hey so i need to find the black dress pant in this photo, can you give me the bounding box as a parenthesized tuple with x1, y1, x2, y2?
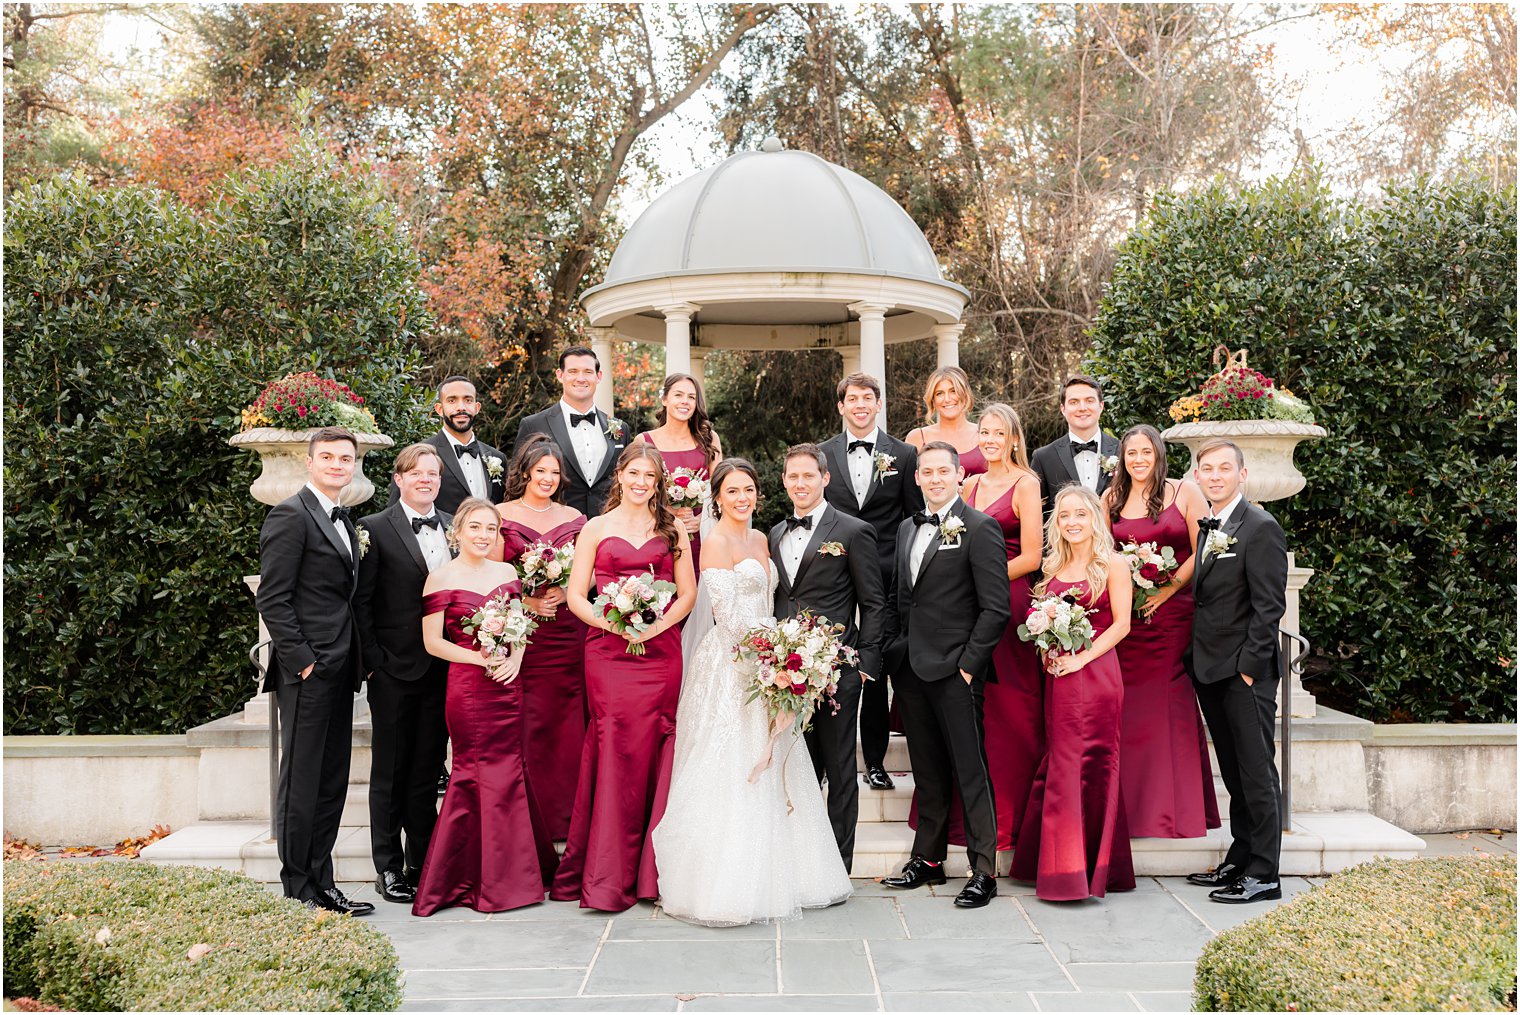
(859, 563, 896, 768)
(804, 666, 863, 873)
(895, 663, 998, 876)
(274, 667, 354, 902)
(1195, 674, 1281, 880)
(367, 665, 448, 876)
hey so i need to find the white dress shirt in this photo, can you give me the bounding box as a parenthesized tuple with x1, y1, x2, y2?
(908, 498, 959, 586)
(1210, 492, 1245, 528)
(1068, 430, 1101, 492)
(845, 426, 881, 507)
(781, 500, 830, 585)
(402, 501, 450, 573)
(443, 430, 489, 500)
(560, 400, 605, 482)
(305, 483, 351, 556)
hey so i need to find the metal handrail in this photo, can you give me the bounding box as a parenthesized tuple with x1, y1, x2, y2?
(249, 638, 277, 828)
(1279, 628, 1310, 831)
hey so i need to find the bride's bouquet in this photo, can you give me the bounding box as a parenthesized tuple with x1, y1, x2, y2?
(517, 539, 575, 596)
(1017, 591, 1096, 666)
(592, 568, 678, 655)
(665, 467, 710, 512)
(461, 594, 539, 683)
(735, 612, 858, 729)
(1116, 539, 1180, 615)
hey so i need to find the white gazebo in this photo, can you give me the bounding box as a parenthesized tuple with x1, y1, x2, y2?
(580, 138, 968, 426)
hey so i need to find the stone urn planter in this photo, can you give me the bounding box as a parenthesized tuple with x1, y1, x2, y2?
(228, 427, 395, 507)
(1161, 419, 1327, 504)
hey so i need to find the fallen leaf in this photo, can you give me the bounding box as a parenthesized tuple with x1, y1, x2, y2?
(675, 995, 697, 1002)
(95, 926, 112, 944)
(187, 943, 212, 962)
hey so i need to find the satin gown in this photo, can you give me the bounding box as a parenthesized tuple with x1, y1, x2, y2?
(500, 517, 589, 841)
(1112, 503, 1220, 838)
(550, 536, 683, 912)
(1011, 578, 1136, 901)
(958, 444, 988, 479)
(412, 581, 557, 916)
(638, 433, 707, 574)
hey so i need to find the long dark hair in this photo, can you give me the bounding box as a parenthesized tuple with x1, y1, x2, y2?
(503, 433, 568, 505)
(1106, 424, 1168, 524)
(707, 457, 761, 519)
(601, 442, 683, 560)
(656, 372, 719, 469)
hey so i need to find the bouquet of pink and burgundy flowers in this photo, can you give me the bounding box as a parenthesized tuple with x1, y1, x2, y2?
(592, 568, 678, 655)
(1117, 540, 1181, 615)
(517, 540, 575, 596)
(460, 594, 539, 682)
(1017, 591, 1096, 665)
(735, 612, 857, 729)
(665, 467, 710, 511)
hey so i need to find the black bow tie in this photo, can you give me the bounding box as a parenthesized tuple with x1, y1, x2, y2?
(455, 442, 480, 459)
(411, 514, 441, 533)
(330, 506, 350, 523)
(848, 439, 874, 455)
(1070, 439, 1098, 455)
(785, 514, 813, 532)
(912, 510, 939, 527)
(1198, 516, 1222, 533)
(569, 411, 598, 428)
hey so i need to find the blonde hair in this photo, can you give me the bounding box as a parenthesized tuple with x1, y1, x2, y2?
(1034, 485, 1113, 605)
(922, 366, 973, 424)
(976, 401, 1030, 471)
(446, 497, 501, 551)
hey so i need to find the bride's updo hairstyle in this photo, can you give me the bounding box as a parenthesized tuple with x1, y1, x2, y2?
(602, 442, 684, 560)
(707, 457, 760, 520)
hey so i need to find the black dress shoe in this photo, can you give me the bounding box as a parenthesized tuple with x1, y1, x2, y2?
(954, 872, 998, 909)
(1186, 862, 1243, 887)
(437, 769, 450, 795)
(323, 887, 376, 916)
(864, 765, 895, 790)
(376, 870, 415, 903)
(880, 856, 947, 889)
(1209, 877, 1281, 904)
(404, 867, 423, 889)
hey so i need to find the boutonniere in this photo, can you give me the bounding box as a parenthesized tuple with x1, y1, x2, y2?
(938, 515, 966, 547)
(356, 526, 372, 559)
(1100, 455, 1120, 476)
(818, 541, 846, 557)
(1203, 530, 1237, 560)
(605, 418, 626, 442)
(484, 456, 504, 480)
(873, 451, 897, 478)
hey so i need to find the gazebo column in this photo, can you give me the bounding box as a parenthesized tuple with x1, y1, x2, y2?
(933, 322, 964, 369)
(660, 302, 700, 377)
(839, 347, 861, 377)
(689, 346, 707, 388)
(588, 326, 617, 416)
(850, 301, 891, 429)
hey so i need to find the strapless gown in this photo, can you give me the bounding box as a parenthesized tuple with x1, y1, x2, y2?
(638, 433, 707, 574)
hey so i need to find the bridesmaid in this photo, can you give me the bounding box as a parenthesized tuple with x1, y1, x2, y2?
(905, 366, 986, 478)
(1011, 485, 1136, 902)
(637, 373, 721, 573)
(1104, 424, 1220, 839)
(493, 434, 588, 841)
(413, 497, 557, 915)
(550, 443, 697, 912)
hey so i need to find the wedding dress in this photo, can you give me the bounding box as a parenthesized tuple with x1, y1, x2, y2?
(653, 557, 853, 926)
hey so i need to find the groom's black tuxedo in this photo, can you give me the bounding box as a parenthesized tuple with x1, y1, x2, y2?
(256, 486, 363, 903)
(353, 501, 453, 879)
(515, 404, 628, 517)
(1029, 430, 1120, 519)
(1185, 497, 1288, 882)
(388, 431, 505, 515)
(769, 505, 886, 871)
(885, 497, 1010, 877)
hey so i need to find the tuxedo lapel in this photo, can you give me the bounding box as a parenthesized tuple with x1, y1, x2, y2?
(821, 436, 853, 506)
(590, 409, 620, 487)
(300, 488, 354, 573)
(1057, 439, 1081, 485)
(386, 505, 429, 577)
(1196, 505, 1248, 590)
(544, 409, 589, 486)
(430, 431, 473, 496)
(1096, 432, 1120, 495)
(790, 509, 836, 591)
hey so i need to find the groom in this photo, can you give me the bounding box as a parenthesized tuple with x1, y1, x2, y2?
(769, 443, 887, 873)
(880, 442, 1009, 909)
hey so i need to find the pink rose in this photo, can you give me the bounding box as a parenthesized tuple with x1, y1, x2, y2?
(481, 615, 506, 635)
(1042, 601, 1059, 618)
(773, 671, 792, 688)
(1025, 611, 1051, 636)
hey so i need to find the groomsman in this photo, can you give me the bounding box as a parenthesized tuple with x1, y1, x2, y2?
(1184, 439, 1288, 904)
(819, 372, 922, 791)
(256, 427, 373, 915)
(354, 443, 453, 904)
(1029, 375, 1120, 519)
(515, 346, 628, 516)
(770, 443, 887, 872)
(880, 442, 1009, 909)
(390, 376, 506, 513)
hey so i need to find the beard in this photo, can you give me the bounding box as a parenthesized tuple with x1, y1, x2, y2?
(441, 411, 476, 436)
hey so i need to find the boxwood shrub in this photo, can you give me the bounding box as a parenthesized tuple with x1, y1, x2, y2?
(1194, 855, 1517, 1011)
(3, 860, 402, 1011)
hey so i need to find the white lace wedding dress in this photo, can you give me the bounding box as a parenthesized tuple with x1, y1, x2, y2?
(653, 557, 853, 926)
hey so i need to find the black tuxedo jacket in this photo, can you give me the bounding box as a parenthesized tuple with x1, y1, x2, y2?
(256, 487, 362, 693)
(353, 502, 453, 682)
(769, 506, 887, 681)
(515, 405, 628, 517)
(388, 431, 505, 515)
(1030, 431, 1121, 519)
(819, 431, 924, 577)
(1187, 499, 1289, 685)
(885, 499, 1011, 682)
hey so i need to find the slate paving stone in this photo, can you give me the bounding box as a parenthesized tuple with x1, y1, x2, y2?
(385, 919, 605, 970)
(781, 939, 877, 995)
(882, 991, 1036, 1011)
(402, 996, 679, 1011)
(585, 940, 779, 995)
(1161, 877, 1317, 934)
(402, 968, 585, 1000)
(779, 896, 906, 940)
(683, 995, 879, 1011)
(608, 917, 778, 941)
(868, 940, 1070, 993)
(1133, 991, 1196, 1011)
(1033, 990, 1139, 1010)
(1064, 962, 1195, 991)
(896, 896, 1036, 940)
(1021, 889, 1212, 963)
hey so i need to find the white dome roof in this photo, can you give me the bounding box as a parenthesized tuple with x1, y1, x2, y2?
(589, 145, 950, 292)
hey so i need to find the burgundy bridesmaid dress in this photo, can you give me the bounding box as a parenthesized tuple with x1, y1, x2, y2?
(1010, 578, 1136, 901)
(412, 580, 557, 916)
(958, 444, 988, 479)
(1112, 502, 1220, 838)
(638, 432, 707, 574)
(500, 517, 589, 841)
(549, 535, 682, 912)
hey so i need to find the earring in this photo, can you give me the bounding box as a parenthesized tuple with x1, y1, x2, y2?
(711, 501, 723, 519)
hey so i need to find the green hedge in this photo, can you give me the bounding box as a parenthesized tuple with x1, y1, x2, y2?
(1194, 855, 1516, 1011)
(1088, 174, 1517, 722)
(3, 860, 402, 1011)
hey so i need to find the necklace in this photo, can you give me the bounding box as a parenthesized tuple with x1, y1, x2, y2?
(517, 499, 555, 514)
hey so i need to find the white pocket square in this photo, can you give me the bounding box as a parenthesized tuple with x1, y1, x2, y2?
(1214, 552, 1237, 560)
(939, 541, 962, 551)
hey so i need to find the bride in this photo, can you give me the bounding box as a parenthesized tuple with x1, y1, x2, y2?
(653, 457, 853, 926)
